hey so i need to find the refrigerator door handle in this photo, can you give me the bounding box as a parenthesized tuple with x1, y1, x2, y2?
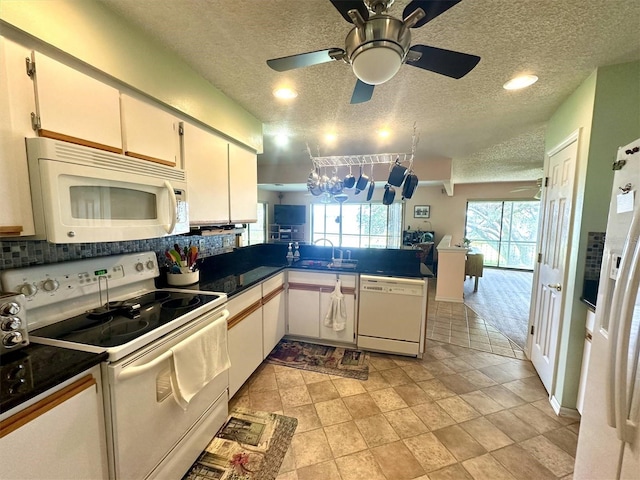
(613, 201, 640, 442)
(606, 201, 640, 429)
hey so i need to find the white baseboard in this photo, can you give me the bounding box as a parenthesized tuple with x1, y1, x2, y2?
(550, 395, 581, 419)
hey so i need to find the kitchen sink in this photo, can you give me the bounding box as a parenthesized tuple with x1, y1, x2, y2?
(297, 259, 331, 268)
(295, 259, 358, 270)
(328, 260, 358, 269)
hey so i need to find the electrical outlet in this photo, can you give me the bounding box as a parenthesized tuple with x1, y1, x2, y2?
(223, 237, 233, 248)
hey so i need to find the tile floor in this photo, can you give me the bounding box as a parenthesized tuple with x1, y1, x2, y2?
(230, 339, 579, 480)
(426, 280, 525, 358)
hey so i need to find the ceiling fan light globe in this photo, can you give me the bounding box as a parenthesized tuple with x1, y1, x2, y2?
(352, 46, 403, 85)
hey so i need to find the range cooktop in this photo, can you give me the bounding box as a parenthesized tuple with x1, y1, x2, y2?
(30, 290, 222, 348)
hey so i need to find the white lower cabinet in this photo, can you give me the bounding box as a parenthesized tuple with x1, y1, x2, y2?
(227, 285, 263, 398)
(287, 271, 356, 344)
(262, 272, 286, 357)
(0, 366, 108, 480)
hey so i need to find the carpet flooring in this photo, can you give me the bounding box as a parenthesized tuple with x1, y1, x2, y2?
(463, 268, 533, 350)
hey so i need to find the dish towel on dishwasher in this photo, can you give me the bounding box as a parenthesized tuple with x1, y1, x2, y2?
(324, 280, 347, 332)
(170, 315, 230, 409)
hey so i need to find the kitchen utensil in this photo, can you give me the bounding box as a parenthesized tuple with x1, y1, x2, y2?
(169, 249, 182, 264)
(343, 165, 356, 189)
(366, 164, 375, 201)
(307, 167, 323, 196)
(387, 158, 407, 186)
(383, 183, 396, 205)
(165, 250, 176, 264)
(189, 246, 198, 269)
(329, 168, 344, 195)
(402, 171, 419, 199)
(355, 164, 369, 192)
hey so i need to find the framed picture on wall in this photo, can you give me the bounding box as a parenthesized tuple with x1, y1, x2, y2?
(414, 205, 430, 218)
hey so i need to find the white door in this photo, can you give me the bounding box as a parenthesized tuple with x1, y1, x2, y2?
(530, 136, 578, 392)
(287, 288, 320, 338)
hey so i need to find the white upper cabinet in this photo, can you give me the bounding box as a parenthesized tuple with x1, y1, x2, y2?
(0, 37, 36, 237)
(120, 94, 180, 167)
(30, 51, 122, 152)
(183, 121, 258, 225)
(228, 142, 258, 223)
(182, 122, 230, 225)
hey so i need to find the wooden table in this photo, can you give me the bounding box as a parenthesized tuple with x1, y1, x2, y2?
(465, 252, 484, 292)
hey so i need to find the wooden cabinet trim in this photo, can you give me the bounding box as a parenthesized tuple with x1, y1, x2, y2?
(227, 300, 262, 330)
(38, 129, 122, 154)
(0, 374, 96, 439)
(262, 285, 284, 304)
(124, 151, 175, 167)
(0, 226, 23, 235)
(288, 282, 355, 295)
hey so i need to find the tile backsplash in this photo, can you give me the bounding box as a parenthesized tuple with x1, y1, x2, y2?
(0, 233, 237, 271)
(585, 231, 605, 280)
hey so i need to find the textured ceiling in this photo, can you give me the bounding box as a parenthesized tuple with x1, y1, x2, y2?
(100, 0, 640, 184)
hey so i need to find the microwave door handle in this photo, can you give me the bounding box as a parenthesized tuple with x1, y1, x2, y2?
(164, 180, 178, 234)
(614, 202, 640, 442)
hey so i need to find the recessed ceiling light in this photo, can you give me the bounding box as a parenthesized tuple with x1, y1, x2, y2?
(325, 133, 337, 142)
(503, 74, 538, 90)
(275, 132, 289, 146)
(273, 87, 298, 99)
(378, 129, 391, 139)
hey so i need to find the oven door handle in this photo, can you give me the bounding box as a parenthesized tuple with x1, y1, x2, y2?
(118, 350, 173, 381)
(164, 180, 178, 234)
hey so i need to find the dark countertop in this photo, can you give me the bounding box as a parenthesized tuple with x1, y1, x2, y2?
(161, 243, 433, 297)
(581, 279, 598, 311)
(0, 344, 107, 415)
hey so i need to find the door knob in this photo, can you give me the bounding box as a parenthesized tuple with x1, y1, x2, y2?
(547, 283, 562, 292)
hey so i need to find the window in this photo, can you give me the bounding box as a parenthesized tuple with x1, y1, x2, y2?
(242, 202, 266, 245)
(311, 202, 402, 248)
(465, 200, 540, 269)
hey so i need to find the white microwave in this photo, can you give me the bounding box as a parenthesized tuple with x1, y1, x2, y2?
(25, 137, 189, 243)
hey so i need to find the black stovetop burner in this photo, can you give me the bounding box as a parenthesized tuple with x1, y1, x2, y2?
(30, 290, 221, 348)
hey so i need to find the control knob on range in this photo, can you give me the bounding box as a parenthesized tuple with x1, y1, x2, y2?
(146, 260, 155, 270)
(135, 262, 145, 272)
(42, 279, 59, 292)
(2, 331, 23, 346)
(1, 317, 21, 331)
(0, 301, 20, 316)
(18, 283, 37, 297)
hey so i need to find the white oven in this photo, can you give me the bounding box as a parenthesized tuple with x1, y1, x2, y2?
(106, 308, 229, 480)
(1, 253, 230, 480)
(25, 137, 189, 243)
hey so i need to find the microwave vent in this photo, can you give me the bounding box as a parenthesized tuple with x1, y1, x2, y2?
(32, 139, 186, 182)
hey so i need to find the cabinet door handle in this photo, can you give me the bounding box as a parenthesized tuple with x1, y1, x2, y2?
(547, 283, 562, 292)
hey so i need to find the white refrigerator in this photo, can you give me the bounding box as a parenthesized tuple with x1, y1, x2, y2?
(575, 137, 640, 479)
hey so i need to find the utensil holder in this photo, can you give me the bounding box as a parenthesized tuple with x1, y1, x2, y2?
(167, 270, 199, 286)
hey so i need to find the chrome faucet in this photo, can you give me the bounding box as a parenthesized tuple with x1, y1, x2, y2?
(313, 238, 334, 260)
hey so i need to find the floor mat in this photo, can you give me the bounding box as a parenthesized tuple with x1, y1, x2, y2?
(266, 338, 370, 380)
(183, 408, 297, 480)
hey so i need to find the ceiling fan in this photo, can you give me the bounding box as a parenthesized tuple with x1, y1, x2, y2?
(511, 178, 543, 199)
(266, 0, 481, 104)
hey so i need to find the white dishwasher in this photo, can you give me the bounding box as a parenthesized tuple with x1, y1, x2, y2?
(357, 275, 427, 357)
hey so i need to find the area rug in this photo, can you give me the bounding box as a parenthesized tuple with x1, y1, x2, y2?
(183, 408, 297, 480)
(266, 339, 370, 380)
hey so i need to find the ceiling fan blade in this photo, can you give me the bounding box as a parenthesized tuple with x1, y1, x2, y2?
(406, 44, 480, 79)
(350, 80, 374, 104)
(329, 0, 369, 23)
(403, 0, 462, 28)
(267, 48, 345, 72)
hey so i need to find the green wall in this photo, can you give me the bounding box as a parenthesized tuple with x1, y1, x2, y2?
(0, 0, 263, 152)
(546, 61, 640, 409)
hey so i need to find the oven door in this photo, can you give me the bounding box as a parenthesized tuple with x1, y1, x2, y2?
(105, 307, 229, 480)
(34, 158, 188, 243)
